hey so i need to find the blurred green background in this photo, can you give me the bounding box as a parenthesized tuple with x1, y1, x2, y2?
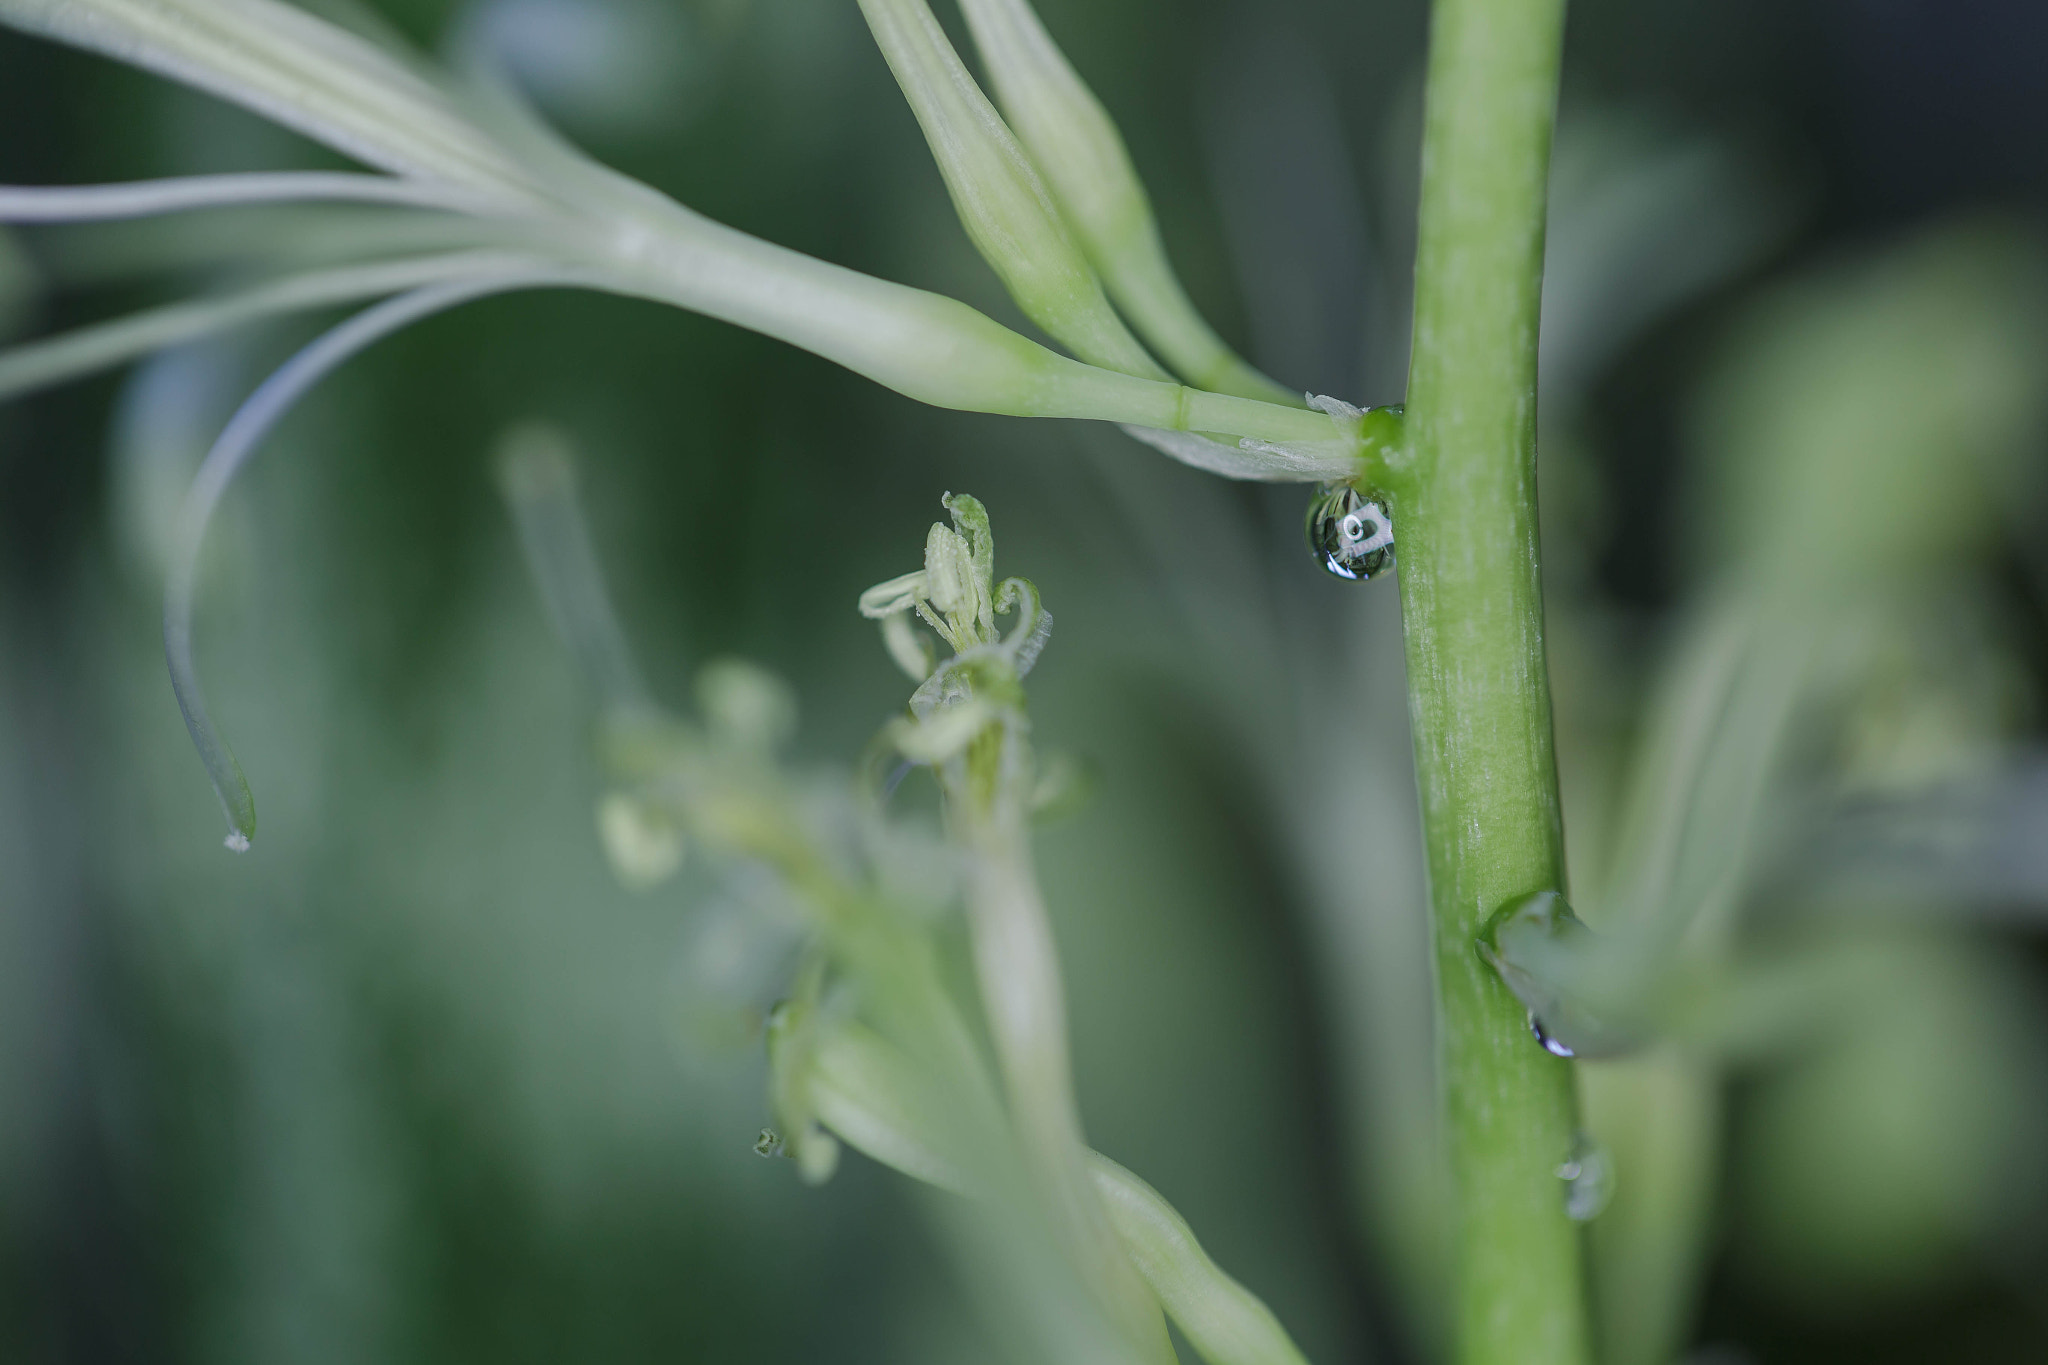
(4, 1, 2048, 1362)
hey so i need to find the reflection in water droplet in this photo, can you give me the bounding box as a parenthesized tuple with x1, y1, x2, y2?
(1529, 1011, 1577, 1058)
(1305, 484, 1396, 581)
(1557, 1134, 1614, 1221)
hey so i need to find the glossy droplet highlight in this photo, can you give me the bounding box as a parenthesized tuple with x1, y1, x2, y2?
(1556, 1134, 1614, 1221)
(1487, 890, 1643, 1060)
(1304, 483, 1395, 580)
(1528, 1011, 1576, 1058)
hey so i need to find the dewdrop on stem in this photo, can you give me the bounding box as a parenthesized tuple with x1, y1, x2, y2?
(1304, 482, 1396, 581)
(1556, 1133, 1614, 1221)
(1528, 1012, 1575, 1058)
(1483, 889, 1645, 1059)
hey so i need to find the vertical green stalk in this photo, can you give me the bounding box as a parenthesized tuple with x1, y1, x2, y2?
(1392, 1, 1588, 1364)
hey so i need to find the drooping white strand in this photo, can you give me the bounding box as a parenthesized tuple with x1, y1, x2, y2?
(163, 271, 572, 848)
(0, 251, 553, 401)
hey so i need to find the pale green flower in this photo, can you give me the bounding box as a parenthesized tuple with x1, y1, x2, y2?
(496, 439, 1315, 1364)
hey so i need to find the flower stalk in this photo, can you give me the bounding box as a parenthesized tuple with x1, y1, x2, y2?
(864, 495, 1174, 1363)
(498, 455, 1316, 1364)
(1391, 0, 1589, 1361)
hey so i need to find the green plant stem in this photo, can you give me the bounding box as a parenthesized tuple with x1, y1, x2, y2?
(1392, 0, 1588, 1363)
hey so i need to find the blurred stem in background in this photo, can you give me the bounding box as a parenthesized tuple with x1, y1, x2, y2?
(505, 443, 1319, 1365)
(1396, 0, 1588, 1362)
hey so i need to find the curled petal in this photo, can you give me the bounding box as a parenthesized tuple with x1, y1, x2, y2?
(880, 612, 936, 682)
(858, 570, 928, 618)
(995, 576, 1051, 677)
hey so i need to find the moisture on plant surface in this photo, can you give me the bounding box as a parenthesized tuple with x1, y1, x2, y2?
(1305, 482, 1397, 581)
(6, 2, 2048, 1364)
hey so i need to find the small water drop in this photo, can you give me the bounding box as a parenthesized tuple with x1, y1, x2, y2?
(1529, 1011, 1576, 1058)
(1305, 484, 1395, 581)
(1556, 1134, 1614, 1221)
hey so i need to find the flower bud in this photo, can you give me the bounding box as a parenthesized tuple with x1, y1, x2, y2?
(956, 0, 1296, 404)
(855, 0, 1164, 378)
(924, 521, 978, 620)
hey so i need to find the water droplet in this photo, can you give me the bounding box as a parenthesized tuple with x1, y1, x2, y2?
(1529, 1011, 1576, 1058)
(1305, 484, 1395, 581)
(1556, 1134, 1614, 1221)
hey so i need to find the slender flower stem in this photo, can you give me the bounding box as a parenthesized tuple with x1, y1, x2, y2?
(0, 252, 555, 400)
(0, 172, 499, 220)
(1391, 0, 1589, 1362)
(577, 192, 1340, 449)
(955, 735, 1174, 1365)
